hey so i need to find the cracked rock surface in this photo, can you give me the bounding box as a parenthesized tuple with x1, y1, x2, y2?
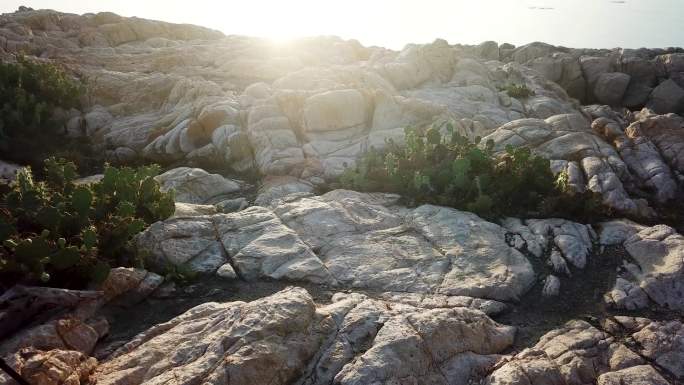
(600, 223, 684, 311)
(136, 189, 535, 302)
(486, 318, 683, 385)
(94, 287, 516, 385)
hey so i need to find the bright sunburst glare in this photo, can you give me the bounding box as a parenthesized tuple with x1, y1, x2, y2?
(1, 0, 684, 49)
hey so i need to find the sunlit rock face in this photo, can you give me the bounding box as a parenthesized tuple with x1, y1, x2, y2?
(87, 289, 684, 385)
(2, 9, 684, 209)
(0, 9, 579, 179)
(94, 287, 518, 385)
(136, 189, 535, 302)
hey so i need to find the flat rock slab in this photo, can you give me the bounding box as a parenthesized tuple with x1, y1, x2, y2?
(137, 190, 535, 301)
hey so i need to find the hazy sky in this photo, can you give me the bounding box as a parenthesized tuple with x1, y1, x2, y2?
(1, 0, 683, 50)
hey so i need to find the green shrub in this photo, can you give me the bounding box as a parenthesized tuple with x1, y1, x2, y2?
(338, 122, 606, 220)
(0, 56, 88, 170)
(0, 158, 175, 289)
(500, 83, 535, 99)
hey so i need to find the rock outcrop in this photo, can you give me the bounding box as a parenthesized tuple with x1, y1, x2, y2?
(597, 220, 684, 311)
(2, 8, 684, 385)
(507, 42, 684, 110)
(136, 189, 535, 301)
(2, 9, 683, 219)
(95, 287, 516, 385)
(486, 317, 682, 385)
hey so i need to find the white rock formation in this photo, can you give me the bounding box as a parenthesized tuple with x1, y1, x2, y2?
(137, 190, 535, 301)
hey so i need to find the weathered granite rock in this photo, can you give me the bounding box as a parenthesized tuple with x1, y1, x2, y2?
(10, 318, 103, 357)
(503, 217, 595, 273)
(592, 115, 678, 204)
(405, 205, 535, 300)
(94, 287, 516, 385)
(597, 365, 670, 385)
(601, 222, 684, 310)
(0, 287, 102, 341)
(647, 79, 684, 114)
(136, 206, 332, 283)
(172, 202, 218, 217)
(0, 288, 108, 380)
(95, 287, 329, 385)
(154, 167, 243, 204)
(254, 176, 315, 206)
(527, 218, 595, 269)
(525, 52, 586, 101)
(594, 72, 631, 106)
(485, 320, 669, 385)
(2, 9, 593, 180)
(631, 320, 684, 380)
(604, 316, 684, 381)
(97, 267, 164, 305)
(483, 113, 655, 217)
(628, 109, 684, 181)
(542, 275, 561, 297)
(622, 225, 684, 310)
(137, 190, 534, 301)
(604, 277, 650, 310)
(214, 197, 249, 213)
(3, 348, 97, 385)
(377, 292, 508, 316)
(5, 9, 683, 192)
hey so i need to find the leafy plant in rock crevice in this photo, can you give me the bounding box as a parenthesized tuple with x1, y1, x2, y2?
(337, 121, 608, 221)
(0, 158, 175, 289)
(499, 83, 535, 99)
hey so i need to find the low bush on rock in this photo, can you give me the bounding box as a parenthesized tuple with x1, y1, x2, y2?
(0, 158, 175, 289)
(338, 123, 606, 220)
(0, 56, 96, 171)
(500, 83, 535, 99)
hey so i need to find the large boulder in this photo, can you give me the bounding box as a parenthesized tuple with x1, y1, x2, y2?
(594, 72, 631, 106)
(136, 205, 332, 282)
(601, 222, 684, 311)
(154, 167, 244, 204)
(5, 349, 98, 385)
(592, 115, 678, 204)
(647, 79, 684, 113)
(483, 114, 649, 217)
(303, 89, 369, 132)
(623, 225, 684, 310)
(628, 109, 684, 177)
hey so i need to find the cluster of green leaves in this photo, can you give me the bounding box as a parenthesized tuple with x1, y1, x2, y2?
(0, 56, 90, 170)
(499, 83, 535, 99)
(339, 123, 606, 220)
(0, 158, 175, 289)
